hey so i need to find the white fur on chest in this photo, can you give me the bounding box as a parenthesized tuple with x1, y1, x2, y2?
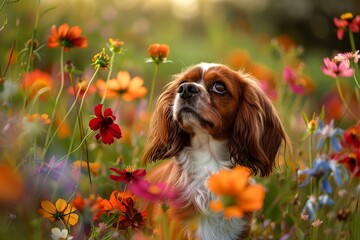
(176, 132, 247, 240)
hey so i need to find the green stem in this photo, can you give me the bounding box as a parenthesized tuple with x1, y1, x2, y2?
(101, 51, 116, 104)
(348, 31, 356, 53)
(335, 77, 357, 120)
(78, 68, 100, 114)
(43, 47, 65, 159)
(147, 63, 159, 115)
(309, 133, 313, 195)
(58, 130, 93, 162)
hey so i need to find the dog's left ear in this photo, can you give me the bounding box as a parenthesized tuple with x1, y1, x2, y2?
(229, 74, 288, 176)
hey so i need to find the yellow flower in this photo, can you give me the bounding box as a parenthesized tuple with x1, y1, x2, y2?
(92, 48, 111, 69)
(38, 198, 78, 226)
(96, 71, 147, 101)
(72, 160, 101, 176)
(207, 166, 265, 219)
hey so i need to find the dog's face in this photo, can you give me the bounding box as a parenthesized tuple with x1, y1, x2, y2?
(142, 63, 288, 176)
(172, 63, 241, 139)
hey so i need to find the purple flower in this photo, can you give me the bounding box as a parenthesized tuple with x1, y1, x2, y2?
(30, 156, 66, 180)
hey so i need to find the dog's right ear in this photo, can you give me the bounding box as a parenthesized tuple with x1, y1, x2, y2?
(141, 80, 189, 164)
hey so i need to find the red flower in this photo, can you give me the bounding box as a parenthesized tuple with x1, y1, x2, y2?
(109, 166, 146, 184)
(48, 23, 87, 51)
(343, 124, 360, 149)
(333, 13, 360, 40)
(89, 104, 122, 145)
(117, 197, 146, 230)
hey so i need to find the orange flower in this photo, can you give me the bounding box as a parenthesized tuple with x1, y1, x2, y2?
(38, 198, 79, 226)
(67, 78, 96, 98)
(22, 69, 52, 100)
(207, 166, 265, 219)
(26, 113, 51, 125)
(96, 71, 147, 101)
(48, 23, 87, 51)
(71, 160, 101, 180)
(109, 38, 124, 53)
(0, 164, 23, 204)
(146, 43, 170, 64)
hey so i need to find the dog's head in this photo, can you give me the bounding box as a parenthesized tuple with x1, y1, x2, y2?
(142, 63, 288, 176)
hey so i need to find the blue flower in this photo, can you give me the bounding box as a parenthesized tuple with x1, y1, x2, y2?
(315, 120, 343, 152)
(301, 194, 334, 222)
(298, 155, 348, 194)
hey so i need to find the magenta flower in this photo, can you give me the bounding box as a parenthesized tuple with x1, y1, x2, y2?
(129, 180, 177, 203)
(321, 57, 354, 78)
(282, 66, 305, 95)
(259, 81, 278, 100)
(334, 13, 360, 40)
(89, 104, 122, 145)
(334, 51, 360, 66)
(109, 166, 146, 184)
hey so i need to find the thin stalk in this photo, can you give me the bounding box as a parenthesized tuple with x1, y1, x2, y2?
(335, 77, 357, 120)
(101, 51, 116, 104)
(147, 63, 159, 115)
(43, 47, 65, 159)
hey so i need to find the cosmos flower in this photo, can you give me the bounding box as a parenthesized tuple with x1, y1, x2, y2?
(129, 180, 176, 203)
(96, 71, 147, 101)
(109, 165, 146, 184)
(21, 69, 52, 100)
(207, 166, 265, 219)
(48, 23, 87, 51)
(51, 228, 73, 240)
(89, 104, 122, 145)
(321, 57, 353, 78)
(333, 13, 360, 40)
(146, 43, 171, 64)
(38, 198, 78, 226)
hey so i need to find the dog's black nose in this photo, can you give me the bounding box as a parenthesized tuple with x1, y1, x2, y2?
(178, 83, 199, 99)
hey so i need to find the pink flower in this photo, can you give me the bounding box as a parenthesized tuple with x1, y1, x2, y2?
(282, 67, 305, 95)
(321, 57, 353, 78)
(334, 13, 360, 40)
(129, 180, 177, 203)
(259, 81, 278, 100)
(89, 104, 122, 145)
(334, 51, 360, 66)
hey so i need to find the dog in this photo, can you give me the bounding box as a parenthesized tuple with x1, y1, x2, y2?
(141, 63, 288, 240)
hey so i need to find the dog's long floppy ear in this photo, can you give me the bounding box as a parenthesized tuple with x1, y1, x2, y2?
(229, 73, 288, 176)
(141, 81, 189, 165)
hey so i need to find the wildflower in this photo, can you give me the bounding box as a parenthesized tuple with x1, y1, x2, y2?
(343, 124, 360, 149)
(91, 48, 111, 69)
(117, 197, 146, 230)
(311, 219, 323, 228)
(207, 166, 265, 219)
(300, 214, 309, 221)
(96, 71, 147, 101)
(21, 69, 52, 100)
(146, 43, 171, 64)
(48, 23, 87, 51)
(108, 38, 124, 53)
(71, 160, 101, 180)
(321, 57, 353, 78)
(318, 194, 334, 207)
(67, 78, 96, 98)
(337, 208, 351, 221)
(333, 13, 360, 40)
(259, 80, 278, 100)
(26, 113, 51, 124)
(301, 196, 316, 222)
(89, 104, 122, 144)
(30, 156, 66, 180)
(51, 227, 73, 240)
(38, 198, 78, 226)
(298, 155, 347, 194)
(315, 120, 344, 152)
(109, 165, 146, 184)
(282, 66, 305, 95)
(0, 163, 23, 204)
(334, 50, 360, 66)
(333, 151, 360, 177)
(129, 180, 176, 203)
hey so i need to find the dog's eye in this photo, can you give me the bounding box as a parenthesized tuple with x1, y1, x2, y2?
(211, 82, 226, 94)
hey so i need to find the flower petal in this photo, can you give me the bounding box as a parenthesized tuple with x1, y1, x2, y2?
(41, 200, 56, 213)
(55, 199, 68, 212)
(94, 104, 103, 118)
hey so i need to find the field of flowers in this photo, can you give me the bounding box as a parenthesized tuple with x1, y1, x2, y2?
(0, 0, 359, 239)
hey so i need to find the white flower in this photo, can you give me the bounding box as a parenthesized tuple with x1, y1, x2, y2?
(51, 228, 73, 240)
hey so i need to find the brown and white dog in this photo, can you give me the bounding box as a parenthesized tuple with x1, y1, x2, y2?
(142, 63, 288, 240)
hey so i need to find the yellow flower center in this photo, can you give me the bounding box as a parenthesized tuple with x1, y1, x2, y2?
(340, 12, 353, 20)
(148, 185, 161, 194)
(125, 165, 134, 173)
